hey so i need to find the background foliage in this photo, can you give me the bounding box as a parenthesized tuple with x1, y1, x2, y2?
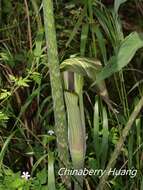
(0, 0, 143, 189)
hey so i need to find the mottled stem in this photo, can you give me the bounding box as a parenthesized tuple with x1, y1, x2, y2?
(43, 0, 70, 187)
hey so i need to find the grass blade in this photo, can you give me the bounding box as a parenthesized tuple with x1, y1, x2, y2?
(93, 96, 100, 165)
(66, 6, 86, 47)
(101, 106, 109, 169)
(97, 95, 143, 190)
(80, 23, 89, 56)
(94, 25, 107, 65)
(48, 152, 56, 190)
(0, 131, 16, 168)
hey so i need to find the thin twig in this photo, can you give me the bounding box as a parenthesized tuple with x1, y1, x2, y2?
(24, 0, 32, 51)
(85, 178, 91, 190)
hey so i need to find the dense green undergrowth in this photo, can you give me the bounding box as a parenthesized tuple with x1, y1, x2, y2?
(0, 0, 143, 189)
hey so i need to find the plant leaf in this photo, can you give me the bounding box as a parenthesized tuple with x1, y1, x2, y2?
(0, 111, 9, 122)
(0, 131, 16, 168)
(114, 0, 127, 14)
(66, 7, 86, 47)
(96, 32, 143, 83)
(101, 106, 109, 169)
(93, 96, 100, 160)
(0, 89, 11, 100)
(60, 57, 102, 80)
(80, 23, 89, 56)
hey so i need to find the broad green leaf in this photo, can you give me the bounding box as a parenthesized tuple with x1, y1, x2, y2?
(96, 32, 143, 83)
(114, 0, 127, 14)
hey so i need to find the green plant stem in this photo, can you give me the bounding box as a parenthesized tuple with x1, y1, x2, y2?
(48, 151, 56, 190)
(97, 95, 143, 190)
(64, 91, 85, 190)
(43, 0, 69, 186)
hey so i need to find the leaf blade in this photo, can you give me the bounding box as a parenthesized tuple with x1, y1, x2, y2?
(96, 32, 143, 83)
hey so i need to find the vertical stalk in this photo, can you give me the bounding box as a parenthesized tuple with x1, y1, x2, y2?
(48, 151, 56, 190)
(97, 95, 143, 190)
(43, 0, 69, 186)
(0, 0, 1, 25)
(64, 91, 85, 190)
(24, 0, 32, 51)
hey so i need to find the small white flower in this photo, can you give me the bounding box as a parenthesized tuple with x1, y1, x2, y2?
(48, 130, 54, 136)
(21, 171, 30, 180)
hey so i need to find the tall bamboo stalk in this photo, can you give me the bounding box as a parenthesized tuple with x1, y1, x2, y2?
(43, 0, 69, 186)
